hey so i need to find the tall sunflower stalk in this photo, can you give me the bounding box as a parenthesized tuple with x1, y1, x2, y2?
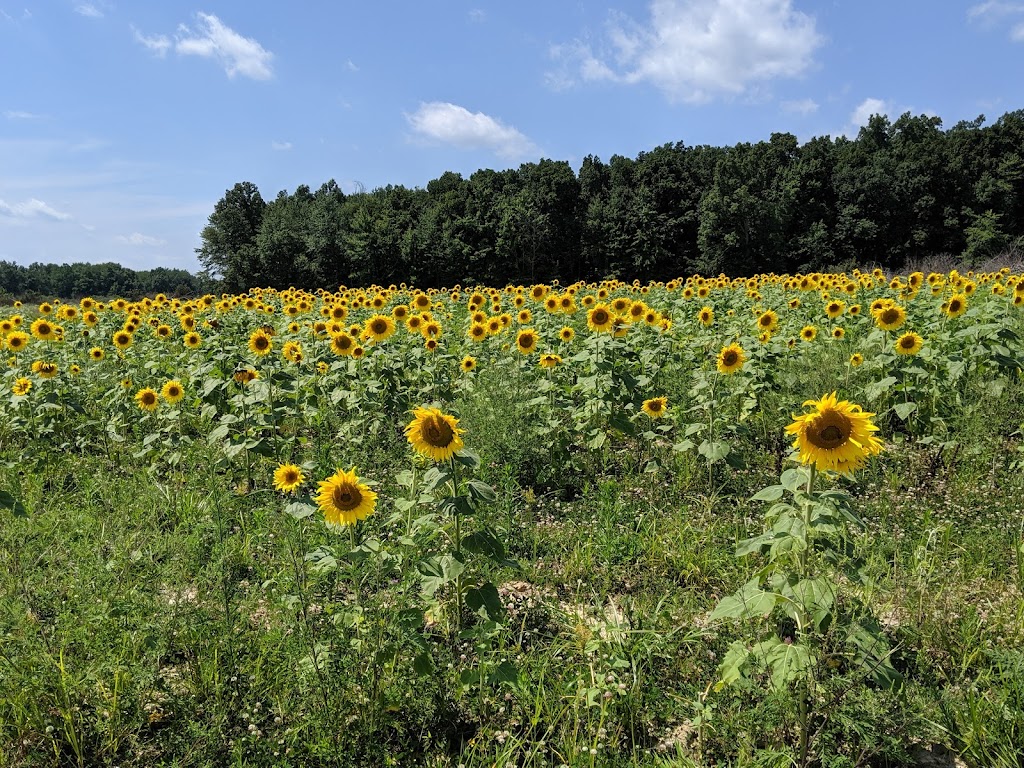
(710, 392, 898, 768)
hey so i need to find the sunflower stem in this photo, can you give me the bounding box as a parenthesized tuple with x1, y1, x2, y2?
(449, 456, 464, 630)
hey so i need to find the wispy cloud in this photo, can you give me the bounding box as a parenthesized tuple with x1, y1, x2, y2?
(132, 25, 171, 56)
(0, 197, 72, 221)
(133, 12, 274, 79)
(549, 0, 823, 103)
(469, 8, 486, 22)
(271, 141, 292, 150)
(175, 13, 274, 79)
(116, 232, 167, 246)
(406, 102, 539, 160)
(75, 4, 103, 18)
(4, 110, 43, 120)
(781, 98, 819, 115)
(968, 2, 1024, 41)
(345, 59, 359, 72)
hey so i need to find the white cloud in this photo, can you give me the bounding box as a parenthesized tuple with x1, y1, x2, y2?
(0, 197, 72, 221)
(406, 102, 539, 160)
(850, 97, 889, 127)
(116, 232, 167, 246)
(75, 4, 103, 18)
(271, 141, 292, 150)
(132, 25, 171, 56)
(968, 2, 1024, 40)
(550, 0, 823, 103)
(345, 59, 359, 72)
(469, 8, 486, 22)
(781, 97, 818, 115)
(175, 13, 274, 80)
(4, 110, 42, 119)
(132, 13, 274, 78)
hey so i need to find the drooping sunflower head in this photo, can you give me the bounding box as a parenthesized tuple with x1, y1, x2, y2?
(405, 406, 465, 462)
(642, 396, 668, 418)
(273, 463, 305, 494)
(894, 331, 924, 356)
(316, 467, 377, 527)
(716, 344, 746, 375)
(850, 353, 864, 367)
(785, 392, 883, 474)
(539, 353, 562, 368)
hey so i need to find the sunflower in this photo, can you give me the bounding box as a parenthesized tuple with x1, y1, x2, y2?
(539, 353, 562, 368)
(329, 332, 355, 356)
(717, 344, 746, 374)
(516, 329, 539, 355)
(351, 346, 365, 359)
(559, 326, 575, 343)
(12, 377, 31, 396)
(135, 387, 159, 411)
(282, 341, 303, 362)
(233, 368, 259, 385)
(756, 310, 778, 333)
(30, 318, 58, 341)
(894, 331, 924, 356)
(154, 324, 173, 339)
(587, 304, 614, 333)
(35, 361, 59, 378)
(943, 294, 967, 318)
(697, 306, 715, 327)
(273, 463, 305, 494)
(467, 322, 488, 342)
(161, 380, 185, 403)
(832, 327, 845, 339)
(642, 396, 667, 418)
(363, 314, 396, 343)
(850, 353, 864, 367)
(6, 331, 28, 352)
(874, 304, 906, 331)
(517, 309, 532, 324)
(405, 406, 465, 462)
(825, 300, 845, 319)
(248, 329, 273, 356)
(785, 392, 883, 474)
(316, 467, 377, 527)
(800, 325, 818, 342)
(87, 346, 104, 361)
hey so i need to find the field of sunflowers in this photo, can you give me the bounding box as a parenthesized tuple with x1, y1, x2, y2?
(2, 267, 1024, 767)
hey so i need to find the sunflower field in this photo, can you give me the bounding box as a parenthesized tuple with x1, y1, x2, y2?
(2, 268, 1024, 767)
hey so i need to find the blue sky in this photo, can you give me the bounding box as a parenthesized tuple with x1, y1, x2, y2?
(1, 0, 1022, 273)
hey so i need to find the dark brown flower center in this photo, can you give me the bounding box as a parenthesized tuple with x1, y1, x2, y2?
(423, 416, 454, 448)
(332, 483, 361, 511)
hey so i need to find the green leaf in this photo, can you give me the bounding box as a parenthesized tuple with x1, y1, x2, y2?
(716, 640, 752, 688)
(418, 554, 464, 598)
(462, 529, 516, 567)
(710, 578, 777, 621)
(465, 582, 504, 621)
(0, 490, 27, 517)
(893, 401, 917, 421)
(285, 502, 316, 520)
(466, 480, 496, 504)
(755, 637, 814, 689)
(454, 449, 481, 469)
(698, 439, 730, 462)
(413, 652, 434, 676)
(751, 485, 784, 502)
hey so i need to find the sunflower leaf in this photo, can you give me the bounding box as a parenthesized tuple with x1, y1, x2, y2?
(0, 490, 26, 517)
(751, 485, 784, 502)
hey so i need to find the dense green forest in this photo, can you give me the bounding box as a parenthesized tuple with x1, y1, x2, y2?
(0, 260, 210, 300)
(198, 110, 1024, 290)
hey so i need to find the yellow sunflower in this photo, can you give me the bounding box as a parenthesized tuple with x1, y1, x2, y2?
(161, 380, 185, 403)
(942, 294, 967, 318)
(587, 304, 614, 333)
(316, 467, 377, 527)
(467, 322, 488, 342)
(461, 355, 477, 372)
(874, 304, 907, 331)
(248, 329, 273, 356)
(755, 310, 778, 333)
(559, 326, 575, 343)
(405, 406, 465, 462)
(330, 332, 356, 356)
(894, 331, 924, 356)
(6, 331, 29, 352)
(516, 328, 539, 355)
(785, 392, 883, 474)
(30, 318, 58, 341)
(273, 463, 305, 494)
(35, 361, 59, 378)
(363, 314, 396, 343)
(697, 306, 715, 327)
(233, 368, 259, 385)
(539, 353, 562, 368)
(12, 377, 32, 396)
(850, 353, 864, 367)
(717, 344, 746, 374)
(183, 331, 202, 349)
(135, 387, 159, 411)
(800, 325, 818, 342)
(642, 396, 667, 418)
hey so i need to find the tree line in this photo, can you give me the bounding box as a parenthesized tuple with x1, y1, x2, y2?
(198, 110, 1024, 290)
(0, 260, 211, 301)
